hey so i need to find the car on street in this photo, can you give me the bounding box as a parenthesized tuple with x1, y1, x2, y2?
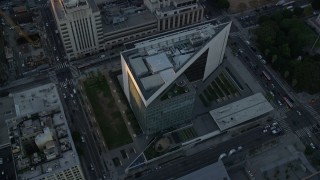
(90, 163, 95, 171)
(228, 149, 237, 156)
(81, 136, 85, 143)
(310, 143, 316, 149)
(277, 100, 282, 106)
(257, 54, 262, 60)
(296, 110, 302, 116)
(99, 54, 106, 59)
(219, 153, 227, 160)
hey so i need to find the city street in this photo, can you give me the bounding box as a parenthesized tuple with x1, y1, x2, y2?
(136, 126, 278, 180)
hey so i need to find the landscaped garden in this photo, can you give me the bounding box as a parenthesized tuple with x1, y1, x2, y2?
(199, 71, 240, 107)
(83, 71, 132, 149)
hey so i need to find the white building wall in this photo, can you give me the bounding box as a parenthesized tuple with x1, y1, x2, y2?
(121, 55, 130, 103)
(52, 2, 101, 60)
(203, 22, 231, 80)
(143, 23, 231, 107)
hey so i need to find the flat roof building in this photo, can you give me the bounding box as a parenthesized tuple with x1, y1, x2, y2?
(3, 83, 85, 180)
(121, 21, 231, 134)
(210, 93, 274, 131)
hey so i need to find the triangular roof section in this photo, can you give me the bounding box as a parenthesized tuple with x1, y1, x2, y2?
(122, 21, 231, 107)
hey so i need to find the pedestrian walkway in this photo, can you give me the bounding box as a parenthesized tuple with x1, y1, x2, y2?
(295, 126, 313, 138)
(303, 104, 320, 121)
(278, 106, 290, 115)
(48, 71, 58, 84)
(277, 118, 292, 133)
(55, 62, 69, 70)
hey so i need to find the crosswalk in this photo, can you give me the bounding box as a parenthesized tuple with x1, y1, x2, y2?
(55, 62, 70, 70)
(59, 79, 73, 88)
(48, 71, 59, 84)
(276, 118, 292, 133)
(278, 106, 290, 115)
(295, 126, 313, 138)
(303, 104, 320, 121)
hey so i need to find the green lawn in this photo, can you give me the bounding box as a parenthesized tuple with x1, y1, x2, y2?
(84, 73, 132, 149)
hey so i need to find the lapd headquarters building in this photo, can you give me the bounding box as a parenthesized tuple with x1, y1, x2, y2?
(121, 21, 231, 134)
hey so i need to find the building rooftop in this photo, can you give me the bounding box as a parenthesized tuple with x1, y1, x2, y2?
(101, 9, 157, 36)
(122, 21, 228, 101)
(209, 93, 274, 131)
(12, 84, 60, 117)
(177, 160, 230, 180)
(52, 0, 99, 21)
(5, 83, 80, 180)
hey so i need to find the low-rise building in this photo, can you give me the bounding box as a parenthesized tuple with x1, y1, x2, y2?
(1, 83, 84, 180)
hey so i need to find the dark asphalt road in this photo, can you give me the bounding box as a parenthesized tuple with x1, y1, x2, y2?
(137, 127, 277, 180)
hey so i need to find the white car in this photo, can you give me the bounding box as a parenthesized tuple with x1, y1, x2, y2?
(297, 110, 302, 116)
(90, 163, 95, 171)
(270, 91, 274, 97)
(310, 143, 316, 149)
(81, 136, 85, 143)
(263, 129, 268, 133)
(277, 100, 282, 106)
(257, 54, 262, 60)
(219, 153, 227, 160)
(228, 149, 237, 156)
(99, 54, 106, 59)
(261, 59, 266, 64)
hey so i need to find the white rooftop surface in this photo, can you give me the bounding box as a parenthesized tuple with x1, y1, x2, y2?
(173, 53, 193, 69)
(210, 93, 274, 131)
(159, 68, 175, 83)
(13, 84, 60, 117)
(140, 74, 164, 91)
(177, 160, 230, 180)
(145, 52, 173, 73)
(129, 57, 148, 77)
(134, 23, 215, 49)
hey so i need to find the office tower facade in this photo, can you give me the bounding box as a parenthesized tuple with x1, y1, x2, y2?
(144, 0, 204, 31)
(121, 21, 231, 134)
(51, 0, 103, 60)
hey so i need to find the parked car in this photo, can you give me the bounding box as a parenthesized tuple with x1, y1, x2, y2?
(219, 153, 227, 160)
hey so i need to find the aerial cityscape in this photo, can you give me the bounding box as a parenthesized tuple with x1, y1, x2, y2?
(0, 0, 320, 179)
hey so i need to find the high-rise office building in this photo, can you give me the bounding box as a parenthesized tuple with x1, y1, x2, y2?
(144, 0, 204, 31)
(121, 21, 231, 134)
(51, 0, 103, 60)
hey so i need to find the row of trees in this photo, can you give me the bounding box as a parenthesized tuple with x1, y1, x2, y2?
(254, 9, 320, 93)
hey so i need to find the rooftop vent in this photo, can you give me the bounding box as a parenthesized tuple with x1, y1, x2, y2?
(176, 80, 186, 87)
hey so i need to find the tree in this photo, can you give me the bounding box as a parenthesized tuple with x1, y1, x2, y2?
(304, 145, 313, 155)
(284, 71, 290, 79)
(216, 0, 230, 10)
(255, 21, 278, 49)
(264, 49, 270, 56)
(237, 2, 247, 13)
(293, 7, 304, 17)
(249, 0, 259, 8)
(312, 0, 320, 10)
(280, 44, 291, 58)
(272, 54, 278, 64)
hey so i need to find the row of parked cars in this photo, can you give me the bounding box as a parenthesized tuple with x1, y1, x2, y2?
(219, 146, 243, 160)
(262, 122, 283, 135)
